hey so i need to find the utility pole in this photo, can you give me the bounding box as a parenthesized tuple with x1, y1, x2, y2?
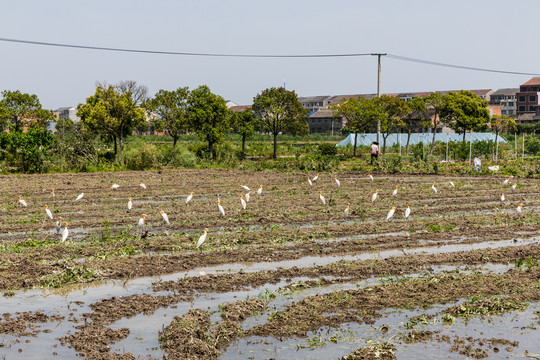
(372, 53, 386, 146)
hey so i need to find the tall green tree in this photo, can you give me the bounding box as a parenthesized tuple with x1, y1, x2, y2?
(231, 108, 256, 155)
(330, 97, 383, 156)
(490, 114, 516, 146)
(252, 87, 308, 159)
(0, 90, 54, 132)
(423, 92, 446, 154)
(148, 87, 190, 147)
(77, 86, 146, 155)
(440, 90, 490, 141)
(375, 95, 407, 154)
(187, 85, 230, 159)
(402, 97, 428, 154)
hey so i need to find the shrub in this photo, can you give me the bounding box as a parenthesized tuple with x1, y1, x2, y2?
(525, 135, 540, 155)
(163, 146, 197, 168)
(123, 143, 162, 170)
(318, 143, 337, 156)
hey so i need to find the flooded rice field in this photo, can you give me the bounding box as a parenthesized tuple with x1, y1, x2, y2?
(0, 169, 539, 359)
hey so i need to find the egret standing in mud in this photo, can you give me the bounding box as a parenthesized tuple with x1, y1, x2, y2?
(138, 214, 146, 233)
(197, 228, 208, 249)
(344, 203, 350, 217)
(371, 190, 378, 203)
(128, 197, 133, 211)
(386, 206, 396, 221)
(18, 196, 28, 207)
(392, 185, 398, 197)
(186, 192, 193, 204)
(55, 217, 63, 234)
(218, 199, 225, 216)
(245, 191, 252, 203)
(449, 180, 455, 187)
(241, 185, 250, 191)
(334, 176, 341, 187)
(44, 205, 53, 220)
(503, 176, 512, 186)
(516, 203, 523, 216)
(368, 174, 374, 181)
(51, 188, 55, 200)
(312, 173, 319, 182)
(257, 185, 263, 196)
(431, 182, 437, 194)
(111, 184, 120, 190)
(307, 177, 313, 186)
(75, 193, 84, 201)
(240, 194, 247, 210)
(404, 205, 411, 219)
(61, 222, 69, 242)
(501, 193, 506, 202)
(319, 191, 326, 205)
(139, 182, 147, 190)
(511, 183, 517, 192)
(160, 210, 170, 225)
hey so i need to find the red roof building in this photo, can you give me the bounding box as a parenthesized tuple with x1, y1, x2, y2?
(516, 77, 540, 115)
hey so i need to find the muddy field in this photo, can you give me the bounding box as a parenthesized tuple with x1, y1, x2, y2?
(0, 169, 539, 359)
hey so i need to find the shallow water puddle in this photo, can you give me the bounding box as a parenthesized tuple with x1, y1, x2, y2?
(221, 302, 540, 359)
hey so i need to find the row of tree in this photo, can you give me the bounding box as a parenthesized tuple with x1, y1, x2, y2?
(330, 90, 516, 156)
(0, 83, 517, 161)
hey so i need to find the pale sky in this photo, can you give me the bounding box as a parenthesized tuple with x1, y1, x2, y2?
(0, 0, 538, 110)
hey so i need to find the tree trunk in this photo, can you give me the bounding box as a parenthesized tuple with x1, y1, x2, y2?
(118, 135, 124, 154)
(382, 134, 388, 154)
(463, 132, 466, 142)
(173, 135, 178, 148)
(113, 137, 118, 155)
(242, 134, 246, 154)
(353, 133, 357, 157)
(208, 139, 214, 160)
(406, 131, 411, 154)
(273, 133, 278, 159)
(429, 125, 437, 154)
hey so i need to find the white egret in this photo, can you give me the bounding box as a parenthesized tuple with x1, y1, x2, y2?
(501, 193, 505, 202)
(218, 199, 225, 216)
(511, 183, 517, 192)
(55, 217, 63, 234)
(245, 191, 252, 203)
(241, 185, 250, 191)
(404, 205, 411, 219)
(51, 188, 55, 199)
(319, 191, 326, 205)
(344, 203, 350, 217)
(240, 194, 247, 210)
(75, 193, 84, 201)
(45, 205, 53, 220)
(516, 203, 523, 216)
(431, 182, 437, 194)
(197, 228, 208, 249)
(160, 210, 170, 224)
(138, 214, 146, 232)
(334, 176, 341, 187)
(128, 197, 133, 211)
(392, 185, 398, 197)
(18, 196, 28, 207)
(371, 190, 378, 203)
(307, 178, 313, 186)
(449, 180, 455, 187)
(257, 185, 263, 196)
(368, 174, 374, 181)
(140, 182, 147, 190)
(312, 173, 319, 182)
(186, 192, 193, 204)
(386, 206, 396, 221)
(503, 176, 512, 186)
(61, 222, 69, 242)
(111, 184, 120, 190)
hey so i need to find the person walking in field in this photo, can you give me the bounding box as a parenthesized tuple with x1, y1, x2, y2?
(370, 141, 379, 164)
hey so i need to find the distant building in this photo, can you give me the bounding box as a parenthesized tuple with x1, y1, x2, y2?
(489, 88, 518, 115)
(225, 100, 238, 108)
(229, 105, 251, 112)
(516, 78, 540, 115)
(298, 96, 331, 114)
(307, 109, 343, 134)
(54, 107, 80, 122)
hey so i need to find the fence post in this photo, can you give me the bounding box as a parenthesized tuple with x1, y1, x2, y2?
(468, 130, 473, 166)
(522, 132, 525, 162)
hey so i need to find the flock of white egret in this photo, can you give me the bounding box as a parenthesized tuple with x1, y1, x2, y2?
(15, 173, 524, 249)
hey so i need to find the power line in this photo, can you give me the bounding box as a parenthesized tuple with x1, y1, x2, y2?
(0, 37, 371, 58)
(387, 54, 540, 76)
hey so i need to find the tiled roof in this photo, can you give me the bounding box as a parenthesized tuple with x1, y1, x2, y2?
(491, 88, 519, 96)
(298, 96, 331, 102)
(309, 109, 336, 118)
(229, 105, 251, 112)
(521, 78, 540, 86)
